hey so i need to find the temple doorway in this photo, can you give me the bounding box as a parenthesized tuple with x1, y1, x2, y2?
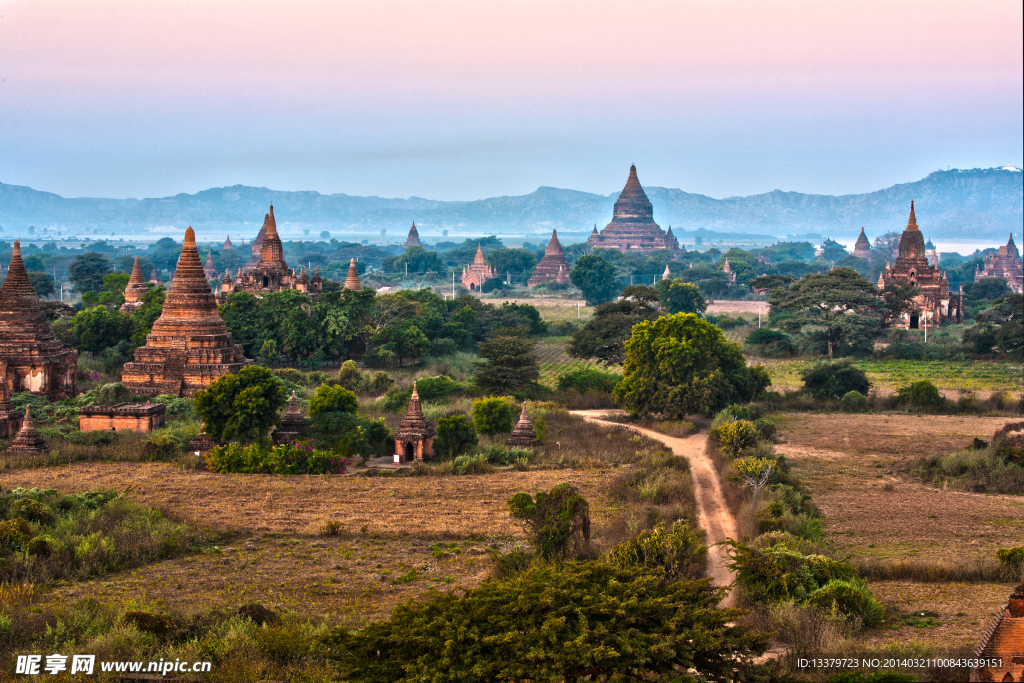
(404, 442, 414, 462)
(910, 312, 920, 329)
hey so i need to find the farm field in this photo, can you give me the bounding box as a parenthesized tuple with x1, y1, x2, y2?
(760, 358, 1023, 394)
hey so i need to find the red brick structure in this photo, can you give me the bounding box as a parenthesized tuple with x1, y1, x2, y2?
(878, 201, 961, 328)
(121, 227, 250, 397)
(403, 222, 423, 248)
(972, 582, 1024, 682)
(224, 206, 322, 298)
(0, 240, 78, 400)
(461, 244, 497, 291)
(203, 250, 219, 279)
(243, 213, 270, 274)
(853, 227, 872, 259)
(222, 235, 234, 250)
(272, 391, 307, 445)
(976, 234, 1023, 294)
(528, 230, 572, 287)
(506, 402, 537, 447)
(79, 402, 166, 433)
(121, 257, 149, 314)
(5, 406, 48, 455)
(0, 381, 23, 438)
(344, 259, 362, 290)
(394, 382, 435, 463)
(587, 165, 681, 255)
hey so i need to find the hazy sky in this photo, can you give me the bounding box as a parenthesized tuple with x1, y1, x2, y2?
(1, 0, 1021, 201)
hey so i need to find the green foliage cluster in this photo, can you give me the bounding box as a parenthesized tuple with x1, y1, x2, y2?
(433, 415, 478, 459)
(607, 520, 706, 581)
(713, 420, 762, 457)
(996, 545, 1024, 571)
(472, 396, 515, 435)
(555, 367, 621, 394)
(204, 442, 349, 474)
(569, 253, 621, 305)
(914, 422, 1024, 494)
(567, 288, 660, 363)
(308, 384, 358, 416)
(378, 375, 463, 412)
(744, 328, 797, 358)
(800, 359, 871, 399)
(193, 366, 287, 445)
(507, 483, 591, 560)
(894, 380, 942, 408)
(482, 445, 532, 467)
(841, 390, 869, 413)
(474, 334, 540, 395)
(656, 278, 707, 315)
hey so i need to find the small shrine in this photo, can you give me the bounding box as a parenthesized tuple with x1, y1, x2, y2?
(0, 380, 23, 438)
(79, 402, 166, 433)
(527, 230, 571, 287)
(403, 221, 423, 248)
(971, 581, 1024, 682)
(461, 244, 496, 291)
(852, 227, 871, 259)
(222, 235, 234, 250)
(272, 391, 308, 445)
(506, 403, 537, 447)
(203, 250, 219, 279)
(121, 257, 149, 313)
(394, 382, 435, 463)
(5, 406, 48, 455)
(344, 258, 362, 290)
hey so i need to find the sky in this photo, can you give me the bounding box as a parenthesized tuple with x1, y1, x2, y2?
(0, 0, 1021, 201)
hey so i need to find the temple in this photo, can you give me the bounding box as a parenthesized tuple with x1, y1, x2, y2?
(403, 222, 423, 248)
(272, 391, 308, 445)
(877, 201, 961, 328)
(0, 379, 23, 438)
(461, 244, 497, 291)
(223, 235, 234, 250)
(394, 382, 435, 462)
(527, 230, 571, 287)
(203, 250, 219, 279)
(243, 210, 270, 273)
(721, 258, 737, 285)
(587, 165, 681, 254)
(121, 227, 250, 397)
(6, 406, 48, 455)
(344, 258, 362, 290)
(976, 234, 1023, 293)
(852, 227, 872, 259)
(0, 240, 78, 400)
(506, 402, 537, 447)
(120, 257, 150, 314)
(971, 582, 1024, 682)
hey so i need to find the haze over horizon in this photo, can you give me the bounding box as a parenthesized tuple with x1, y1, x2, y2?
(1, 1, 1021, 202)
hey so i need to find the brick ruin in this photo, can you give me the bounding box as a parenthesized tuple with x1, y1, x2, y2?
(344, 258, 362, 290)
(394, 382, 435, 463)
(976, 234, 1023, 294)
(272, 391, 308, 445)
(402, 221, 423, 248)
(79, 402, 166, 433)
(120, 256, 149, 314)
(587, 165, 681, 255)
(5, 406, 48, 455)
(0, 240, 78, 400)
(461, 244, 497, 291)
(121, 227, 250, 397)
(527, 230, 571, 287)
(853, 227, 872, 259)
(506, 402, 537, 447)
(972, 582, 1024, 682)
(220, 205, 322, 299)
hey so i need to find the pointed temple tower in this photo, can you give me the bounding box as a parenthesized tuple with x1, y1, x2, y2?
(0, 240, 77, 400)
(203, 250, 219, 279)
(977, 234, 1023, 293)
(344, 259, 362, 290)
(588, 165, 681, 254)
(853, 227, 872, 259)
(402, 221, 423, 248)
(506, 402, 537, 447)
(461, 244, 497, 291)
(662, 264, 672, 280)
(272, 391, 308, 445)
(120, 257, 149, 314)
(224, 205, 323, 299)
(528, 230, 572, 287)
(6, 406, 48, 455)
(394, 382, 436, 463)
(0, 371, 23, 438)
(243, 208, 272, 273)
(222, 235, 234, 250)
(877, 201, 960, 328)
(122, 227, 250, 397)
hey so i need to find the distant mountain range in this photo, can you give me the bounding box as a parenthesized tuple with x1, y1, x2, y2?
(1, 167, 1020, 244)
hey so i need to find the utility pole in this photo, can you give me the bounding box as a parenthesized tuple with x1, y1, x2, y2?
(758, 304, 761, 329)
(452, 271, 455, 298)
(577, 301, 580, 319)
(923, 310, 927, 343)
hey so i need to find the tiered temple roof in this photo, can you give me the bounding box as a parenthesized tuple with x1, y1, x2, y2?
(853, 227, 871, 259)
(461, 244, 496, 291)
(223, 235, 234, 250)
(0, 240, 77, 400)
(243, 209, 272, 273)
(977, 234, 1023, 293)
(506, 402, 537, 447)
(6, 406, 48, 454)
(121, 257, 149, 313)
(394, 382, 436, 462)
(344, 259, 362, 290)
(272, 391, 308, 445)
(403, 222, 423, 248)
(122, 227, 250, 396)
(528, 230, 571, 287)
(587, 165, 681, 254)
(203, 250, 219, 279)
(223, 206, 322, 298)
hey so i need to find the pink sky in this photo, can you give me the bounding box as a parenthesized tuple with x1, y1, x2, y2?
(1, 0, 1021, 199)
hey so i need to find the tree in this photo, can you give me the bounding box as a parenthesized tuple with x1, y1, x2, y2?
(964, 278, 1013, 308)
(486, 247, 537, 283)
(193, 366, 287, 445)
(879, 282, 919, 327)
(749, 274, 795, 293)
(567, 295, 660, 363)
(800, 360, 870, 398)
(471, 396, 515, 435)
(69, 252, 112, 293)
(69, 306, 133, 354)
(732, 457, 776, 511)
(26, 271, 55, 297)
(569, 254, 621, 306)
(508, 483, 591, 561)
(678, 263, 729, 302)
(308, 384, 358, 416)
(434, 415, 478, 458)
(608, 520, 707, 581)
(615, 313, 771, 418)
(769, 267, 884, 357)
(324, 560, 767, 682)
(474, 335, 539, 395)
(657, 278, 707, 315)
(392, 246, 445, 275)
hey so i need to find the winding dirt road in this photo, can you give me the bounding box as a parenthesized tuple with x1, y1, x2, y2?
(571, 410, 739, 605)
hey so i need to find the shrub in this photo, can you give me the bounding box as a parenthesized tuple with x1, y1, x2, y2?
(414, 375, 462, 402)
(427, 338, 459, 358)
(308, 384, 358, 416)
(0, 518, 32, 550)
(753, 418, 778, 441)
(762, 339, 797, 358)
(205, 442, 348, 474)
(745, 328, 789, 346)
(451, 453, 492, 475)
(996, 546, 1024, 571)
(806, 578, 884, 626)
(336, 360, 363, 391)
(841, 390, 869, 413)
(895, 380, 942, 409)
(608, 521, 707, 581)
(714, 420, 762, 458)
(92, 382, 132, 406)
(482, 445, 532, 467)
(321, 521, 343, 536)
(724, 537, 855, 605)
(472, 397, 515, 435)
(800, 360, 870, 399)
(556, 368, 621, 395)
(434, 415, 478, 459)
(367, 371, 395, 395)
(507, 483, 591, 560)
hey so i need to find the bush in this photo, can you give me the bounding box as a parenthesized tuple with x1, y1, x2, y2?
(806, 578, 884, 626)
(762, 339, 797, 358)
(427, 338, 459, 358)
(205, 442, 349, 474)
(92, 382, 132, 406)
(472, 397, 515, 435)
(608, 520, 707, 581)
(713, 420, 762, 458)
(451, 453, 492, 475)
(482, 445, 532, 467)
(556, 368, 621, 395)
(367, 371, 395, 395)
(507, 483, 591, 560)
(841, 390, 869, 413)
(434, 415, 478, 459)
(745, 328, 790, 347)
(800, 360, 870, 399)
(895, 380, 942, 409)
(336, 360, 363, 391)
(996, 546, 1024, 571)
(308, 384, 358, 416)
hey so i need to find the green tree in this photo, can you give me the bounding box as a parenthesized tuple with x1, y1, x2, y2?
(193, 366, 287, 445)
(434, 415, 478, 458)
(732, 457, 777, 511)
(308, 384, 358, 416)
(800, 359, 870, 399)
(507, 483, 591, 561)
(474, 334, 539, 395)
(259, 339, 279, 365)
(567, 295, 660, 363)
(657, 278, 707, 315)
(679, 263, 730, 302)
(964, 277, 1013, 308)
(69, 306, 133, 354)
(392, 246, 445, 275)
(569, 254, 621, 305)
(68, 252, 112, 293)
(608, 520, 707, 581)
(615, 313, 770, 418)
(486, 247, 537, 283)
(26, 271, 55, 298)
(472, 396, 515, 435)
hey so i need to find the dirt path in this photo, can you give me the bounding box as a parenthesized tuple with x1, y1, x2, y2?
(571, 410, 739, 605)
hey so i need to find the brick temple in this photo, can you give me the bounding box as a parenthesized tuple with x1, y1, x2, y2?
(122, 227, 250, 397)
(344, 258, 362, 290)
(878, 201, 961, 328)
(971, 582, 1024, 682)
(79, 402, 166, 433)
(528, 230, 571, 287)
(220, 205, 322, 299)
(6, 406, 48, 455)
(976, 234, 1023, 294)
(461, 244, 497, 291)
(402, 222, 423, 248)
(0, 240, 78, 400)
(587, 165, 681, 254)
(852, 227, 872, 259)
(120, 257, 149, 314)
(506, 402, 537, 446)
(394, 382, 435, 462)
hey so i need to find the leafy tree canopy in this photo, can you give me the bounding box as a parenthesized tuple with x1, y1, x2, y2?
(570, 254, 621, 306)
(69, 306, 133, 354)
(308, 384, 358, 417)
(69, 252, 112, 293)
(193, 366, 287, 445)
(474, 335, 539, 395)
(391, 246, 446, 275)
(471, 396, 516, 435)
(486, 247, 537, 283)
(434, 415, 478, 459)
(657, 279, 707, 315)
(26, 271, 55, 298)
(567, 289, 660, 364)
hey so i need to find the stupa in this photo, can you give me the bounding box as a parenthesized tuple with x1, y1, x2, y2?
(272, 391, 308, 445)
(0, 240, 78, 400)
(5, 406, 48, 455)
(528, 230, 572, 287)
(402, 222, 423, 248)
(393, 382, 435, 463)
(461, 244, 497, 291)
(977, 234, 1023, 293)
(344, 259, 362, 290)
(223, 235, 234, 250)
(587, 165, 681, 254)
(0, 378, 23, 438)
(120, 257, 149, 314)
(203, 250, 219, 279)
(121, 227, 250, 396)
(243, 210, 270, 273)
(224, 206, 323, 298)
(506, 403, 537, 447)
(852, 228, 872, 259)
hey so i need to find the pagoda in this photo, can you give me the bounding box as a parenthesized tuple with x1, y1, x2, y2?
(272, 391, 308, 445)
(527, 230, 572, 287)
(5, 406, 48, 455)
(225, 206, 323, 299)
(852, 227, 871, 259)
(203, 250, 219, 279)
(402, 222, 423, 248)
(461, 244, 496, 291)
(587, 165, 681, 254)
(243, 210, 271, 273)
(878, 201, 961, 327)
(344, 258, 362, 290)
(0, 240, 77, 400)
(121, 227, 250, 397)
(223, 235, 234, 250)
(506, 402, 537, 447)
(394, 382, 435, 463)
(977, 234, 1023, 293)
(120, 257, 150, 313)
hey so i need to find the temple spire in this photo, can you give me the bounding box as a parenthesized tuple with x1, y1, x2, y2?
(344, 258, 362, 290)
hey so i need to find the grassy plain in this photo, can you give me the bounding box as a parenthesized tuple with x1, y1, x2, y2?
(761, 358, 1022, 394)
